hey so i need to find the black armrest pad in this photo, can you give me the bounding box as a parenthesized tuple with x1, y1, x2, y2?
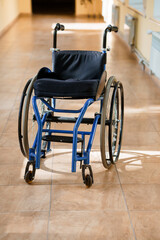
(37, 67, 59, 79)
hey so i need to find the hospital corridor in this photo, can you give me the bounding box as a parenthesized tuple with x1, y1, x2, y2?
(0, 0, 160, 239)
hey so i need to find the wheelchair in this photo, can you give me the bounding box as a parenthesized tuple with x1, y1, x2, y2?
(18, 23, 124, 187)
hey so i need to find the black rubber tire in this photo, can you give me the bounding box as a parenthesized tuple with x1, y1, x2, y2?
(24, 171, 34, 184)
(18, 79, 32, 157)
(85, 174, 92, 187)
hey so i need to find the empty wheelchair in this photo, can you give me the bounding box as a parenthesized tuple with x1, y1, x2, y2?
(18, 23, 124, 187)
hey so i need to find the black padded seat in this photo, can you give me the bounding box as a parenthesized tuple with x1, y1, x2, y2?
(34, 51, 106, 99)
(34, 77, 99, 98)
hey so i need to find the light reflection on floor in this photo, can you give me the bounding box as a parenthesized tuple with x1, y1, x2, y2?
(20, 149, 160, 180)
(125, 106, 160, 114)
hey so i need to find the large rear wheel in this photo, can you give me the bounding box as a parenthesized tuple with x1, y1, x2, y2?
(100, 76, 124, 168)
(22, 76, 51, 159)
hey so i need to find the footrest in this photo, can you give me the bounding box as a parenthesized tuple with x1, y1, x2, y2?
(42, 135, 83, 143)
(45, 115, 109, 125)
(46, 115, 100, 125)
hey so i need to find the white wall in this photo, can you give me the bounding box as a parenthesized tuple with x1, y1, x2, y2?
(0, 0, 31, 34)
(75, 0, 102, 16)
(0, 0, 19, 33)
(113, 0, 160, 61)
(18, 0, 32, 14)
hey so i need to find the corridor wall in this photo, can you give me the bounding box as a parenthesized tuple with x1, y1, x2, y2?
(0, 0, 31, 34)
(113, 0, 160, 62)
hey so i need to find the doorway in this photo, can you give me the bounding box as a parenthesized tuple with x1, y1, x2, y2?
(32, 0, 75, 15)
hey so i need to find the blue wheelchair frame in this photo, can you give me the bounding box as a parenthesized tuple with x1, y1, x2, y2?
(31, 90, 103, 172)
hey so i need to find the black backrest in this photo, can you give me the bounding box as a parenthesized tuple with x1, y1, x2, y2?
(52, 50, 106, 80)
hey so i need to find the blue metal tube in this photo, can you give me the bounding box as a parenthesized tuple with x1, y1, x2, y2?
(72, 98, 94, 172)
(42, 129, 91, 135)
(76, 156, 87, 161)
(81, 134, 85, 157)
(32, 135, 38, 150)
(29, 151, 45, 159)
(30, 153, 36, 158)
(29, 148, 35, 161)
(41, 98, 83, 114)
(32, 96, 43, 169)
(32, 112, 47, 149)
(85, 114, 100, 164)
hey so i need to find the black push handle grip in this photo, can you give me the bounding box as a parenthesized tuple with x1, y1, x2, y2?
(103, 24, 118, 49)
(112, 26, 118, 32)
(105, 24, 118, 33)
(55, 23, 65, 31)
(53, 23, 65, 48)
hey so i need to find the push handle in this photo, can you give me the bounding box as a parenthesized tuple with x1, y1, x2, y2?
(112, 26, 118, 32)
(105, 24, 118, 33)
(55, 23, 65, 31)
(53, 23, 65, 48)
(103, 24, 118, 49)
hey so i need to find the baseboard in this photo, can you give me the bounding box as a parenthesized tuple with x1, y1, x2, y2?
(0, 15, 20, 38)
(75, 14, 103, 18)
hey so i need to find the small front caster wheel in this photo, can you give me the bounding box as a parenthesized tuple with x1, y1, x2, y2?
(24, 161, 36, 184)
(85, 174, 93, 187)
(82, 164, 94, 188)
(24, 171, 34, 184)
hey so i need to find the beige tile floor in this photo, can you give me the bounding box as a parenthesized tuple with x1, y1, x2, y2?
(0, 15, 160, 240)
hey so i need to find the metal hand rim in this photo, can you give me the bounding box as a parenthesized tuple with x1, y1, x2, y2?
(100, 76, 121, 168)
(22, 75, 37, 158)
(18, 79, 32, 157)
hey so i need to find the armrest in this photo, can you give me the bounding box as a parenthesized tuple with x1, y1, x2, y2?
(37, 67, 58, 79)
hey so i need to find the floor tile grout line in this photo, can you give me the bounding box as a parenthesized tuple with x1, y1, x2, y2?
(114, 164, 137, 240)
(1, 182, 160, 187)
(47, 151, 54, 240)
(46, 182, 53, 240)
(1, 209, 160, 214)
(150, 118, 159, 133)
